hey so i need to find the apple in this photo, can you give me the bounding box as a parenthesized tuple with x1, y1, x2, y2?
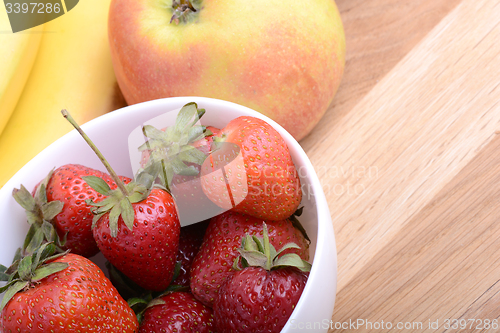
(108, 0, 345, 141)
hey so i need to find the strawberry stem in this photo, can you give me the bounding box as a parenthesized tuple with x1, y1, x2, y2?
(262, 223, 272, 270)
(61, 109, 130, 196)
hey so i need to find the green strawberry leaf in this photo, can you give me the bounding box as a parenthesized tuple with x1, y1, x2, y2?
(0, 264, 9, 281)
(174, 102, 199, 132)
(41, 221, 57, 244)
(136, 312, 144, 326)
(135, 171, 155, 192)
(171, 158, 197, 176)
(93, 199, 116, 211)
(187, 125, 207, 143)
(170, 261, 182, 284)
(144, 297, 166, 309)
(127, 297, 150, 308)
(238, 250, 268, 268)
(127, 191, 147, 204)
(22, 224, 36, 253)
(108, 204, 122, 238)
(138, 102, 211, 189)
(0, 279, 18, 295)
(120, 198, 135, 231)
(235, 222, 312, 272)
(42, 250, 69, 265)
(25, 210, 42, 226)
(31, 262, 68, 282)
(162, 161, 175, 187)
(31, 242, 58, 270)
(41, 201, 64, 221)
(17, 256, 32, 281)
(242, 235, 260, 252)
(142, 125, 165, 141)
(158, 284, 189, 296)
(12, 177, 65, 257)
(31, 242, 49, 270)
(0, 280, 29, 312)
(273, 242, 301, 260)
(82, 175, 112, 195)
(25, 228, 45, 256)
(35, 183, 47, 205)
(12, 185, 35, 211)
(273, 253, 312, 272)
(178, 146, 207, 165)
(35, 169, 54, 204)
(58, 232, 68, 248)
(11, 248, 22, 265)
(92, 212, 106, 229)
(252, 235, 265, 253)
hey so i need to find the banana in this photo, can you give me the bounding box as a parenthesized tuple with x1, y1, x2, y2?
(0, 9, 42, 136)
(0, 0, 126, 189)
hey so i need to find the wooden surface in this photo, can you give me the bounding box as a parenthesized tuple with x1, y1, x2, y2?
(303, 0, 500, 331)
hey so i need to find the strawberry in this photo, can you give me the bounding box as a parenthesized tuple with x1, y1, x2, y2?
(105, 221, 208, 299)
(213, 224, 310, 333)
(12, 165, 131, 258)
(62, 110, 181, 292)
(44, 164, 132, 257)
(189, 210, 309, 307)
(0, 244, 138, 332)
(138, 291, 214, 333)
(167, 126, 225, 226)
(200, 116, 302, 221)
(137, 103, 224, 225)
(91, 187, 180, 291)
(172, 220, 209, 287)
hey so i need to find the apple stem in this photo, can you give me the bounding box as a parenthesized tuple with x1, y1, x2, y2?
(170, 0, 197, 24)
(61, 109, 130, 197)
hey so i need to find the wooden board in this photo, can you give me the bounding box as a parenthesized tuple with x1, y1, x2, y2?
(302, 0, 500, 331)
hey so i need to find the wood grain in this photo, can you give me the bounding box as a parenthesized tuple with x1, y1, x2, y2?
(333, 133, 500, 332)
(300, 0, 462, 151)
(300, 0, 500, 330)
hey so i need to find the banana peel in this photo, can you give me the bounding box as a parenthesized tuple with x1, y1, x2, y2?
(0, 0, 126, 189)
(0, 10, 42, 135)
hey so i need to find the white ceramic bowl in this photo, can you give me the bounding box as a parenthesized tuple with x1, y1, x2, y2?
(0, 97, 337, 332)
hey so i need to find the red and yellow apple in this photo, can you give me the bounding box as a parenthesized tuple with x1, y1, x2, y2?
(108, 0, 345, 140)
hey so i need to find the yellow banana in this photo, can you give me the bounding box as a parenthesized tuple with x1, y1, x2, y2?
(0, 0, 126, 189)
(0, 10, 42, 135)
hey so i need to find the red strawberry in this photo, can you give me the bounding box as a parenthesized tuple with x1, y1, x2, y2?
(137, 103, 224, 225)
(213, 224, 310, 333)
(44, 164, 132, 257)
(0, 245, 138, 332)
(167, 126, 226, 226)
(61, 110, 181, 292)
(12, 164, 131, 258)
(139, 291, 214, 333)
(189, 210, 309, 307)
(172, 220, 209, 287)
(92, 187, 180, 291)
(215, 267, 308, 333)
(200, 116, 302, 221)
